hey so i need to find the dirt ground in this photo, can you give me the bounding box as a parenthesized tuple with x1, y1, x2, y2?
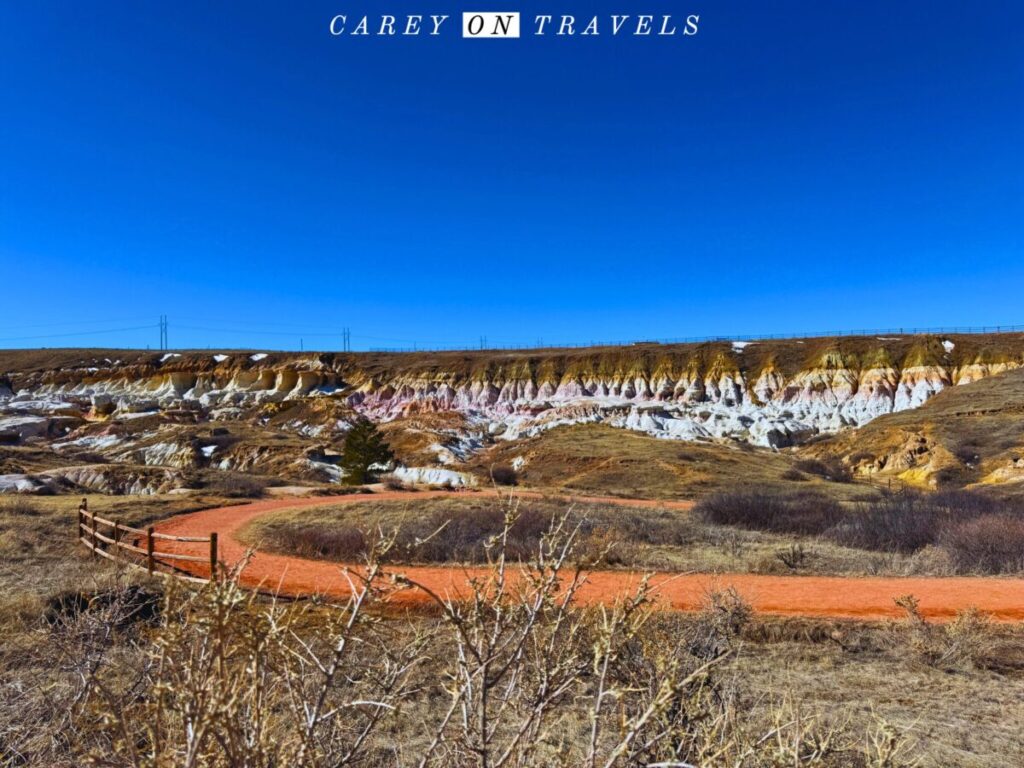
(153, 490, 1024, 621)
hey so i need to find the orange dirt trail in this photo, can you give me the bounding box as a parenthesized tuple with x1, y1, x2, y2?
(154, 491, 1024, 621)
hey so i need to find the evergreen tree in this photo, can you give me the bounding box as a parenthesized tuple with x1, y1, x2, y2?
(340, 417, 394, 485)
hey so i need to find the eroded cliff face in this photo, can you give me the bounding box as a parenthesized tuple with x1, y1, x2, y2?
(3, 335, 1023, 452)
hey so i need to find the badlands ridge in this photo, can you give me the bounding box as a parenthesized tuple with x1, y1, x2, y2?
(2, 334, 1023, 494)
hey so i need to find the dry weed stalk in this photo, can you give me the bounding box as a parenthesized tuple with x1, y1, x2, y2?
(894, 594, 992, 670)
(4, 495, 926, 767)
(396, 497, 736, 768)
(90, 543, 426, 767)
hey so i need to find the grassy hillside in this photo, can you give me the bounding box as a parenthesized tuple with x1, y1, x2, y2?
(807, 367, 1024, 492)
(471, 423, 875, 501)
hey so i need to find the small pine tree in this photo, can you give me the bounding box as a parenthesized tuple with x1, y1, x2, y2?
(340, 417, 394, 485)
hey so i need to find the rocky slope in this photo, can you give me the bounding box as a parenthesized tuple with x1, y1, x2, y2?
(806, 365, 1024, 491)
(2, 334, 1023, 493)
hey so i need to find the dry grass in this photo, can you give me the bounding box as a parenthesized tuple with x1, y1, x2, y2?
(807, 367, 1024, 493)
(1, 494, 1023, 765)
(472, 423, 875, 501)
(0, 494, 242, 630)
(236, 494, 970, 577)
(696, 489, 1024, 575)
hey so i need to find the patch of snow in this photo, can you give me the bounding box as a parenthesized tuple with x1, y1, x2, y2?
(731, 341, 754, 353)
(160, 353, 181, 362)
(876, 337, 902, 341)
(250, 353, 268, 362)
(942, 340, 955, 354)
(201, 445, 217, 458)
(511, 456, 526, 471)
(213, 354, 230, 363)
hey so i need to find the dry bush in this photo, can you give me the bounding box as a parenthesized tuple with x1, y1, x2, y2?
(255, 498, 696, 567)
(695, 491, 843, 535)
(829, 496, 941, 553)
(274, 524, 369, 560)
(202, 471, 268, 498)
(939, 514, 1024, 574)
(893, 595, 993, 671)
(381, 474, 411, 491)
(688, 586, 753, 661)
(489, 464, 518, 486)
(794, 457, 853, 483)
(830, 491, 1022, 567)
(776, 543, 809, 570)
(88, 551, 425, 767)
(2, 500, 924, 767)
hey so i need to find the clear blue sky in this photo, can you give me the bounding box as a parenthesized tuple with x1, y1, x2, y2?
(1, 1, 1022, 351)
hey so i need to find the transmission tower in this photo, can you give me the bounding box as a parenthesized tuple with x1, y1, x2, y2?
(158, 315, 169, 350)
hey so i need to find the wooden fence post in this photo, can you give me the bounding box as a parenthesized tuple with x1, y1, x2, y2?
(90, 511, 98, 559)
(147, 527, 155, 575)
(113, 520, 121, 561)
(209, 533, 218, 582)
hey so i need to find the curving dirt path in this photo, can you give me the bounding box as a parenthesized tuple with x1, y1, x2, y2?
(154, 490, 1024, 621)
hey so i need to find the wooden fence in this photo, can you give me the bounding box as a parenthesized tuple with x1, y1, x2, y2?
(78, 507, 218, 584)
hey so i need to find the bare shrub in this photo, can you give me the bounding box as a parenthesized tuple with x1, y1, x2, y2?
(781, 467, 808, 481)
(696, 491, 843, 535)
(203, 471, 268, 498)
(381, 474, 411, 491)
(688, 586, 753, 660)
(90, 546, 425, 767)
(830, 491, 1018, 562)
(275, 524, 368, 560)
(489, 464, 518, 486)
(894, 594, 993, 670)
(794, 457, 853, 483)
(395, 508, 739, 768)
(776, 543, 809, 570)
(939, 514, 1024, 574)
(3, 501, 924, 766)
(829, 495, 941, 553)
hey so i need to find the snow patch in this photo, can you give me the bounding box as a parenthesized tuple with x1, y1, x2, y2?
(731, 341, 754, 353)
(160, 353, 181, 362)
(942, 340, 955, 354)
(213, 354, 230, 362)
(250, 353, 268, 361)
(201, 445, 218, 458)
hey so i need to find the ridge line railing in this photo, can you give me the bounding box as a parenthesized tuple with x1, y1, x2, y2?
(366, 324, 1024, 353)
(77, 506, 218, 584)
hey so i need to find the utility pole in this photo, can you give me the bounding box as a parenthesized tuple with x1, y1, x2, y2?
(342, 327, 351, 352)
(479, 335, 487, 350)
(158, 315, 169, 350)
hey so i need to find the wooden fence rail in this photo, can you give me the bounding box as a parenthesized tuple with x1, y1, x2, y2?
(77, 506, 218, 584)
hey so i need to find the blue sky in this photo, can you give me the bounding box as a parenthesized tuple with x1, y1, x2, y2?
(1, 1, 1022, 351)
